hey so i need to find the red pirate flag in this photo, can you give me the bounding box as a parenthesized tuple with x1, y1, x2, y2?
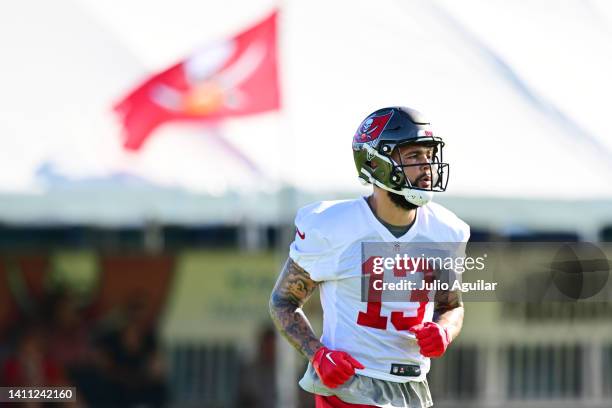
(114, 11, 280, 151)
(353, 112, 393, 143)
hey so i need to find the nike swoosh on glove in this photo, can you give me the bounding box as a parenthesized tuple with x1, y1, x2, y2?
(409, 322, 451, 358)
(311, 346, 365, 388)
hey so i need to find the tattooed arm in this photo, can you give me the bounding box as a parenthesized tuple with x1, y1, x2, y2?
(433, 288, 464, 342)
(269, 257, 323, 360)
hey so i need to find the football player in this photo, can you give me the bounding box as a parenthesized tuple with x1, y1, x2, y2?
(270, 107, 469, 408)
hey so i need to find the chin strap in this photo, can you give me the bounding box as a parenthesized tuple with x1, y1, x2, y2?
(359, 168, 433, 206)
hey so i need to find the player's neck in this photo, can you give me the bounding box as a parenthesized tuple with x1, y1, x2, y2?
(368, 190, 416, 227)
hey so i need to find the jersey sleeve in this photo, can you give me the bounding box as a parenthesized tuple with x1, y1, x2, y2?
(449, 221, 470, 287)
(458, 221, 470, 243)
(288, 205, 339, 282)
(449, 220, 470, 264)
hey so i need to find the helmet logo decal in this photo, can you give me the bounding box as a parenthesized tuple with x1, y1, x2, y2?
(354, 112, 393, 143)
(362, 118, 374, 132)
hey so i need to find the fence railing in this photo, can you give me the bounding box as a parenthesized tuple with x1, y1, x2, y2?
(430, 342, 612, 408)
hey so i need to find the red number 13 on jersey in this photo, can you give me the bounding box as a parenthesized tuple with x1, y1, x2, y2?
(357, 256, 433, 330)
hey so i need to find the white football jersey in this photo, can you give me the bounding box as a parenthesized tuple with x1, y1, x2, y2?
(289, 197, 470, 383)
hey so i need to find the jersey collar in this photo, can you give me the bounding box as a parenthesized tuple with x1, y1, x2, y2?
(358, 196, 420, 242)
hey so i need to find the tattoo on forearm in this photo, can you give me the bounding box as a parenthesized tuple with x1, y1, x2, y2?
(434, 288, 462, 314)
(269, 258, 323, 359)
(434, 289, 464, 342)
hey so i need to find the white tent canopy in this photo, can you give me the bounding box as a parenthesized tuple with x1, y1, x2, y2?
(0, 0, 611, 231)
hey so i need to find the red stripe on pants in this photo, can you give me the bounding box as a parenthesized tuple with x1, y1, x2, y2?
(315, 394, 377, 408)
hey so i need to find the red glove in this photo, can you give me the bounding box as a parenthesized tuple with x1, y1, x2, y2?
(409, 322, 451, 358)
(311, 346, 364, 388)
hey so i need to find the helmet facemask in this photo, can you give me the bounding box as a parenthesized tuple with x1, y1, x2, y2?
(390, 142, 449, 199)
(358, 141, 449, 206)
